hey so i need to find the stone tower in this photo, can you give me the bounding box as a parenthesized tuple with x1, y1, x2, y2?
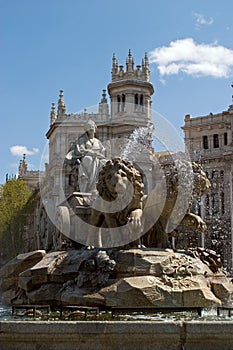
(107, 50, 154, 151)
(106, 50, 155, 189)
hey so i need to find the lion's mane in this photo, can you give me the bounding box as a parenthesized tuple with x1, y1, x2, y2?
(97, 157, 144, 206)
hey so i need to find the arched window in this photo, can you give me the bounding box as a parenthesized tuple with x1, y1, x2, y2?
(140, 94, 143, 106)
(212, 193, 219, 214)
(134, 94, 138, 111)
(224, 132, 228, 145)
(221, 192, 225, 215)
(121, 94, 125, 112)
(203, 136, 208, 149)
(213, 134, 219, 148)
(117, 95, 121, 112)
(140, 94, 143, 112)
(212, 170, 218, 179)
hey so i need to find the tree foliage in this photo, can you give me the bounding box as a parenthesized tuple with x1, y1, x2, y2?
(0, 179, 31, 232)
(0, 179, 32, 264)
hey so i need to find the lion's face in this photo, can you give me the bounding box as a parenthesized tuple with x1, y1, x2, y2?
(97, 158, 144, 203)
(105, 168, 129, 197)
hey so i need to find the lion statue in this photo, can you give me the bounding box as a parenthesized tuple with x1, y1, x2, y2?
(87, 158, 144, 248)
(143, 158, 211, 248)
(86, 156, 210, 249)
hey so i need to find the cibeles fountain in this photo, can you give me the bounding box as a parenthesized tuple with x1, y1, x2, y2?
(1, 116, 232, 313)
(1, 114, 233, 350)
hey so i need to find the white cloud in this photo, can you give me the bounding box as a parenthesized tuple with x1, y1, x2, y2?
(194, 13, 213, 29)
(149, 38, 233, 78)
(10, 145, 39, 157)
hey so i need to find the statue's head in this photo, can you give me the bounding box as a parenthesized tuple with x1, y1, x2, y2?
(84, 119, 97, 132)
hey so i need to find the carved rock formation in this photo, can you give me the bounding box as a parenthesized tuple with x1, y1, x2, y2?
(1, 248, 232, 308)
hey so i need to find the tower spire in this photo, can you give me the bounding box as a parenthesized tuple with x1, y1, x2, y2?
(50, 102, 57, 125)
(101, 89, 107, 103)
(144, 52, 150, 81)
(57, 90, 66, 117)
(18, 154, 28, 177)
(99, 89, 109, 115)
(112, 53, 118, 76)
(110, 50, 152, 83)
(126, 49, 134, 72)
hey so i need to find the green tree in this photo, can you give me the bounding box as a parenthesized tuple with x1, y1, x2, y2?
(0, 179, 32, 263)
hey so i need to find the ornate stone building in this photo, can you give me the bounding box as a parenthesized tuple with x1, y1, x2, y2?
(182, 90, 233, 272)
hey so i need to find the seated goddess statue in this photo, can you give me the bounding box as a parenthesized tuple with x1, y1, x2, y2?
(65, 120, 107, 193)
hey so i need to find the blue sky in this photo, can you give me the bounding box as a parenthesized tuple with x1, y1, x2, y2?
(1, 0, 233, 184)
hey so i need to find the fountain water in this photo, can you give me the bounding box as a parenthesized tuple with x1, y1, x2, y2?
(120, 124, 153, 161)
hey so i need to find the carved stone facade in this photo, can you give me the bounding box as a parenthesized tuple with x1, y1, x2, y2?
(182, 95, 233, 272)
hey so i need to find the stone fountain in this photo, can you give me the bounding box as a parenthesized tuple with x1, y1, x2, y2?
(1, 123, 233, 311)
